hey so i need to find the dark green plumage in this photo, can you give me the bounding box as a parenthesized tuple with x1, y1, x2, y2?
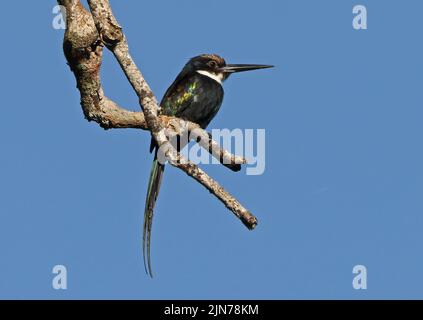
(142, 54, 273, 277)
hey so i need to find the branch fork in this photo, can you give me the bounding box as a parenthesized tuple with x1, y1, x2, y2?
(57, 0, 258, 229)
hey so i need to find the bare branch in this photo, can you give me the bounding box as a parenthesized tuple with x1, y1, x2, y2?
(87, 0, 256, 228)
(58, 0, 244, 168)
(58, 0, 258, 229)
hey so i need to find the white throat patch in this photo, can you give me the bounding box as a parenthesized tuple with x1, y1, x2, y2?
(197, 70, 224, 84)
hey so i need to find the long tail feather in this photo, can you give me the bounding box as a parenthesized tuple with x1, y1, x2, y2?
(143, 154, 165, 278)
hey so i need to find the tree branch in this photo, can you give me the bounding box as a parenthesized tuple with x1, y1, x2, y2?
(58, 0, 244, 170)
(58, 0, 257, 229)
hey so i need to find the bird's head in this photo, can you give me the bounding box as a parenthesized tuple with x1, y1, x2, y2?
(186, 54, 273, 84)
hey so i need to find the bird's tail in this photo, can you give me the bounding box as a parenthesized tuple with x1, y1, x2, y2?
(143, 152, 165, 277)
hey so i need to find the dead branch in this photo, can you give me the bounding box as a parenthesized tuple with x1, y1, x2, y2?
(57, 0, 258, 229)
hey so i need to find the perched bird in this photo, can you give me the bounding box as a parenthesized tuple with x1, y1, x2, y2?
(143, 54, 273, 277)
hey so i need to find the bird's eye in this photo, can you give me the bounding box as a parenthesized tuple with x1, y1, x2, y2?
(208, 61, 218, 69)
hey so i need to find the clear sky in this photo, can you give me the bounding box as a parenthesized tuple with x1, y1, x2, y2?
(1, 0, 423, 299)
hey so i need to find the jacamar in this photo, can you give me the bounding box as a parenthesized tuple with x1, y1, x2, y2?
(143, 54, 273, 277)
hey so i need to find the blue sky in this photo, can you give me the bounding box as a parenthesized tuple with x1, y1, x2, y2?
(1, 0, 423, 299)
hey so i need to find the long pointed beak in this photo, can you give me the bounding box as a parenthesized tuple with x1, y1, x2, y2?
(219, 64, 274, 73)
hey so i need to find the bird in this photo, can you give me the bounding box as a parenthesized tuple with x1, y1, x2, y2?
(143, 54, 273, 277)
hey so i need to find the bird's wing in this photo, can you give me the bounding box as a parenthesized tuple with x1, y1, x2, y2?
(148, 65, 193, 153)
(160, 66, 197, 116)
(160, 65, 192, 111)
